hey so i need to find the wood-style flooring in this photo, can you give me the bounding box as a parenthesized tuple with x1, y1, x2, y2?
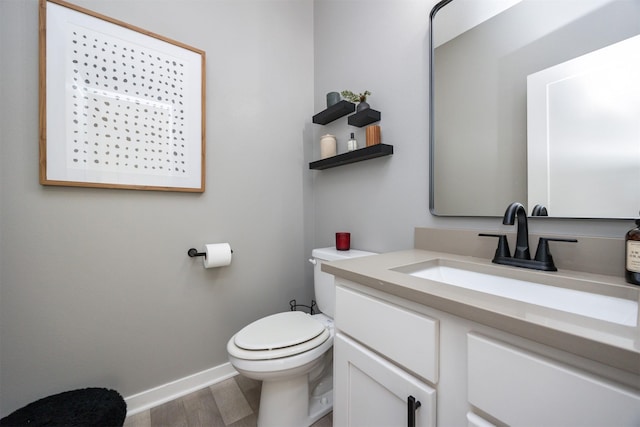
(123, 375, 332, 427)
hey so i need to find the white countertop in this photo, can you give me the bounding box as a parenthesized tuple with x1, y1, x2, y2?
(322, 249, 640, 375)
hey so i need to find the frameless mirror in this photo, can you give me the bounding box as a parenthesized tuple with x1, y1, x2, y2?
(429, 0, 640, 218)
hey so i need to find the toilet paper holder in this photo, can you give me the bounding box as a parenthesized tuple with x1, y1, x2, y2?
(187, 248, 205, 258)
(187, 247, 234, 258)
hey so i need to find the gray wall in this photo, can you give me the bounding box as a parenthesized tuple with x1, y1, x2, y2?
(1, 0, 633, 418)
(310, 0, 631, 255)
(0, 0, 313, 415)
(310, 0, 435, 253)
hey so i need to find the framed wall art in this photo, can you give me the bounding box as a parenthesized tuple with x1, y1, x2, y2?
(39, 0, 206, 192)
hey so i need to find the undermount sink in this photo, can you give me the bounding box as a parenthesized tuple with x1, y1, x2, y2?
(393, 259, 638, 327)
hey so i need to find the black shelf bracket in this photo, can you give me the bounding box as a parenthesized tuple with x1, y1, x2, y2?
(309, 144, 393, 170)
(312, 100, 356, 125)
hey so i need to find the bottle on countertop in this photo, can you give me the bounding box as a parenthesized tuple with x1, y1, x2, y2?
(347, 132, 358, 152)
(625, 219, 640, 285)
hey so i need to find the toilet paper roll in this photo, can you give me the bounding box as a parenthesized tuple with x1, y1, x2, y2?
(203, 243, 233, 268)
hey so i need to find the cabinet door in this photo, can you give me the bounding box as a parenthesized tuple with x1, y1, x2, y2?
(468, 333, 640, 426)
(334, 333, 436, 427)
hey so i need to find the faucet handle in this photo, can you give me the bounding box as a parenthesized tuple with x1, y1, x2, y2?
(479, 233, 511, 260)
(534, 237, 578, 270)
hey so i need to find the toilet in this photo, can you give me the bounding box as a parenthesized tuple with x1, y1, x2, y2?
(227, 247, 375, 427)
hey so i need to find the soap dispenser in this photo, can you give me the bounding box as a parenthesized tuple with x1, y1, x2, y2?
(625, 219, 640, 285)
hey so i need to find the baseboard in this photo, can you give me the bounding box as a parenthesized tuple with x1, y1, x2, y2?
(124, 362, 238, 416)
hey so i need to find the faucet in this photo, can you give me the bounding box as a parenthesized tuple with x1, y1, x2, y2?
(503, 202, 531, 260)
(531, 204, 548, 216)
(480, 202, 577, 271)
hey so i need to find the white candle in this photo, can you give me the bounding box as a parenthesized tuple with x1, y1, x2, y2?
(320, 134, 337, 159)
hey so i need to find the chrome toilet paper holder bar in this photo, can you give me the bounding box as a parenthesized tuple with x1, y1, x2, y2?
(187, 247, 233, 258)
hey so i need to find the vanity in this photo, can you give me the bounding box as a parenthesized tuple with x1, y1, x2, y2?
(325, 1, 640, 423)
(325, 228, 640, 427)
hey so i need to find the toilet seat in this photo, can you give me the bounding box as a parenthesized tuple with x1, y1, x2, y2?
(230, 312, 329, 360)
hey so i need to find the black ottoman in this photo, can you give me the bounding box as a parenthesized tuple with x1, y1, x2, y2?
(0, 388, 126, 427)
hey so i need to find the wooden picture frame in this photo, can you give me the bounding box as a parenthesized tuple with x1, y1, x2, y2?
(39, 0, 206, 192)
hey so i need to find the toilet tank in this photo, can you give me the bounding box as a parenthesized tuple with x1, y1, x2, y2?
(311, 247, 376, 318)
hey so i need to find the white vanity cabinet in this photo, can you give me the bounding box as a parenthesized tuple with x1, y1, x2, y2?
(334, 335, 437, 427)
(467, 333, 640, 426)
(334, 285, 438, 426)
(333, 279, 640, 427)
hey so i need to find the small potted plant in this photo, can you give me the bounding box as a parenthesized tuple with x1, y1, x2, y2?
(341, 90, 371, 112)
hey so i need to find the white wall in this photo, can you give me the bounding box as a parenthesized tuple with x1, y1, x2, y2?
(0, 0, 313, 416)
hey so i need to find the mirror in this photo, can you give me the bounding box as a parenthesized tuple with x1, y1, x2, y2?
(429, 0, 640, 218)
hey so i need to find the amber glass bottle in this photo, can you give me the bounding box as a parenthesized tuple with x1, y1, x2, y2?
(625, 219, 640, 285)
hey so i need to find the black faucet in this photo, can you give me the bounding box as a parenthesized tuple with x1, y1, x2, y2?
(480, 202, 577, 271)
(503, 202, 531, 260)
(531, 204, 548, 216)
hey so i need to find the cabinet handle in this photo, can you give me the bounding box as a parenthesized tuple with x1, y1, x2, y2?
(407, 395, 421, 427)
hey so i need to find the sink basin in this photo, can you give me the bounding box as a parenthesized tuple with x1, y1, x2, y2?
(394, 260, 638, 327)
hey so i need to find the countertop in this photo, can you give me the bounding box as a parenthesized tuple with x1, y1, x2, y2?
(322, 249, 640, 375)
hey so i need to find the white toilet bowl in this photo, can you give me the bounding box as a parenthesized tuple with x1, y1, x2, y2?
(227, 312, 334, 427)
(226, 247, 375, 427)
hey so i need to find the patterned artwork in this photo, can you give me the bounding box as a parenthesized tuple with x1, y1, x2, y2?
(68, 25, 187, 175)
(41, 0, 205, 191)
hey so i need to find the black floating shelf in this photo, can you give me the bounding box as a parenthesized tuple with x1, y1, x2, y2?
(312, 100, 356, 125)
(309, 144, 393, 170)
(348, 108, 381, 127)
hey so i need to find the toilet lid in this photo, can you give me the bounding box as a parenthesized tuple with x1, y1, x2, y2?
(234, 311, 326, 351)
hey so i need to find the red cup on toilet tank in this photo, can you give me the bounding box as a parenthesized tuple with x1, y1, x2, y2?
(335, 232, 351, 251)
